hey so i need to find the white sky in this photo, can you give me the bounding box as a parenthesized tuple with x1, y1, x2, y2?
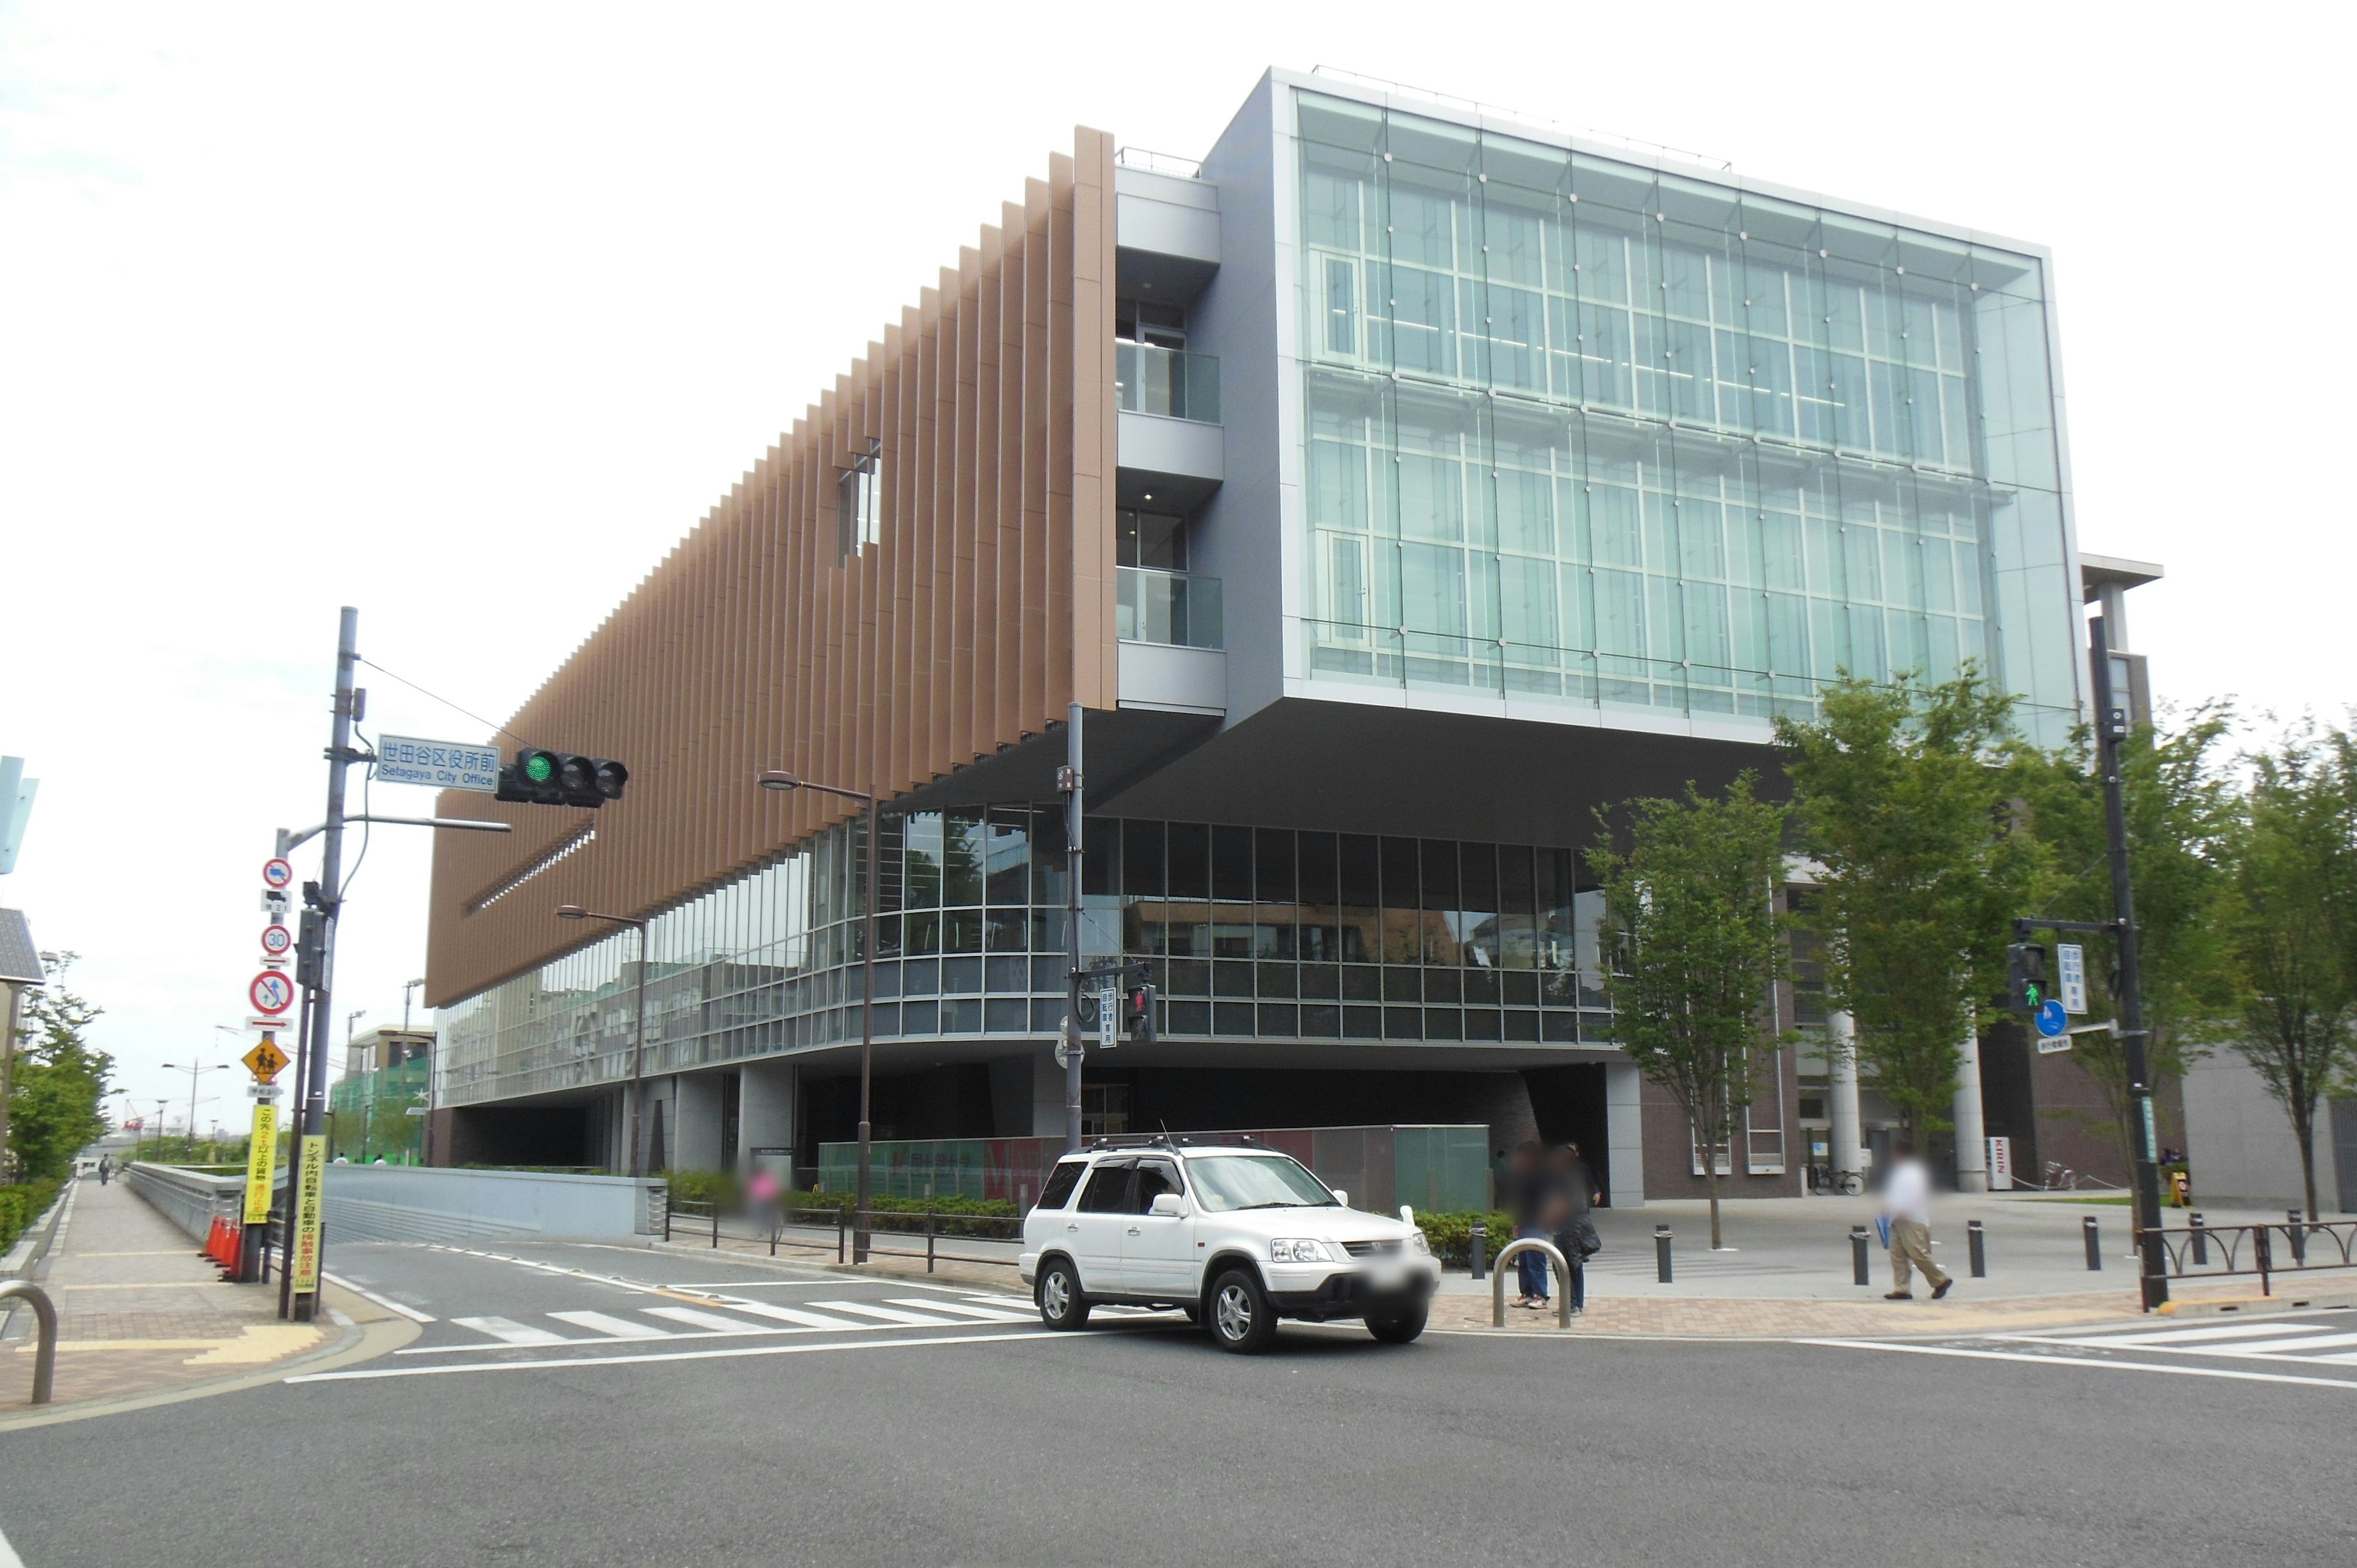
(3, 2, 2350, 1127)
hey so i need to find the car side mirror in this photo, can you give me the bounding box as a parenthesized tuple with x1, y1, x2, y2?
(1331, 1189, 1348, 1209)
(1148, 1192, 1186, 1218)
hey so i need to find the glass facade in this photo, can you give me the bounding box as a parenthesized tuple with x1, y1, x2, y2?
(1293, 91, 2079, 745)
(439, 811, 1617, 1107)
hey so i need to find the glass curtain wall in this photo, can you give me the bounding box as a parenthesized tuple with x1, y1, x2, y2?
(1294, 91, 2078, 745)
(439, 813, 1619, 1106)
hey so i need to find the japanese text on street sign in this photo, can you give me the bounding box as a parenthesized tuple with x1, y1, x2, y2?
(2056, 942, 2088, 1015)
(374, 735, 501, 794)
(1098, 988, 1119, 1049)
(244, 1105, 278, 1226)
(290, 1135, 327, 1292)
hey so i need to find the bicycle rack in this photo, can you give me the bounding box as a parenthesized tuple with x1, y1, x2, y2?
(0, 1280, 58, 1405)
(1488, 1238, 1574, 1330)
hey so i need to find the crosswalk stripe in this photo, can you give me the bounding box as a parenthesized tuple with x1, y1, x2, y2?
(551, 1311, 674, 1339)
(884, 1297, 1033, 1323)
(958, 1292, 1036, 1310)
(2057, 1321, 2339, 1348)
(2215, 1330, 2357, 1358)
(702, 1299, 867, 1330)
(644, 1306, 768, 1334)
(454, 1315, 568, 1346)
(808, 1299, 963, 1326)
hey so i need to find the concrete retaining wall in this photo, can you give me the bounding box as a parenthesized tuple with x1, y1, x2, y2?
(123, 1164, 242, 1242)
(315, 1166, 665, 1245)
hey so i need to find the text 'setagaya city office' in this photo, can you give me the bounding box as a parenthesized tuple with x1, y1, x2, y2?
(424, 68, 2091, 1204)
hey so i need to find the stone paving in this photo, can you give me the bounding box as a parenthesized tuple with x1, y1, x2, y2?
(0, 1176, 332, 1410)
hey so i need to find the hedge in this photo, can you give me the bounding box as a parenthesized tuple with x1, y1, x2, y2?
(0, 1177, 64, 1256)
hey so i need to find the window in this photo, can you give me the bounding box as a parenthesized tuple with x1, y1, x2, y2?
(1132, 1160, 1183, 1211)
(1118, 510, 1188, 571)
(1077, 1161, 1134, 1212)
(1188, 1154, 1336, 1212)
(1325, 256, 1358, 355)
(1035, 1161, 1086, 1211)
(1081, 1081, 1129, 1136)
(837, 438, 881, 562)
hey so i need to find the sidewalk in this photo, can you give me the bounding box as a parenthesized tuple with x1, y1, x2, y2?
(0, 1177, 334, 1410)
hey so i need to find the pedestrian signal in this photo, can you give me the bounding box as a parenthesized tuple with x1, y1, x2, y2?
(1123, 983, 1156, 1047)
(2006, 941, 2048, 1015)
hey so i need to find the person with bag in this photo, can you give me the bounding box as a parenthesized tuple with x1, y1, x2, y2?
(1881, 1139, 1951, 1300)
(1507, 1141, 1554, 1310)
(1547, 1143, 1602, 1316)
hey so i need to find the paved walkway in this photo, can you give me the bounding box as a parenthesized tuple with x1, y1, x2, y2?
(0, 1177, 332, 1409)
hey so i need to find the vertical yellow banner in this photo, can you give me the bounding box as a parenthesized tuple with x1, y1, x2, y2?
(243, 1104, 278, 1226)
(290, 1134, 327, 1292)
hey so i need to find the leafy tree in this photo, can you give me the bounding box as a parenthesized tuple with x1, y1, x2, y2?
(2218, 724, 2357, 1221)
(2015, 703, 2240, 1170)
(7, 955, 114, 1183)
(1587, 774, 1787, 1251)
(1776, 670, 2043, 1143)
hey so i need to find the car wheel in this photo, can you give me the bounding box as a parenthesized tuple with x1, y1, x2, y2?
(1366, 1306, 1428, 1344)
(1036, 1260, 1090, 1330)
(1207, 1269, 1277, 1354)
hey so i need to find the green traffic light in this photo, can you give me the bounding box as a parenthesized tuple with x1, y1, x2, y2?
(524, 752, 554, 783)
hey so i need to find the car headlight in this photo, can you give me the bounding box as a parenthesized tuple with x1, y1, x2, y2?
(1408, 1232, 1430, 1255)
(1269, 1238, 1333, 1263)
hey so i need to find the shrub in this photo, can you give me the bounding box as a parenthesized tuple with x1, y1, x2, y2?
(1408, 1210, 1521, 1269)
(0, 1177, 64, 1256)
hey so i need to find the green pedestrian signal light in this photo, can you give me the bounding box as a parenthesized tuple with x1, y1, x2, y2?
(497, 747, 629, 809)
(2007, 941, 2048, 1016)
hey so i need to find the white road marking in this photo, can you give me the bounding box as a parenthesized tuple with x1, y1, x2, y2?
(644, 1307, 768, 1334)
(699, 1299, 867, 1330)
(1803, 1338, 2357, 1391)
(452, 1315, 570, 1346)
(288, 1328, 1075, 1383)
(884, 1297, 1032, 1323)
(0, 1516, 23, 1568)
(808, 1300, 962, 1326)
(2210, 1330, 2357, 1358)
(320, 1270, 436, 1323)
(2032, 1320, 2338, 1348)
(956, 1292, 1037, 1310)
(551, 1311, 673, 1340)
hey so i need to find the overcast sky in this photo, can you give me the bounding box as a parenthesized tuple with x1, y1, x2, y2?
(3, 2, 2348, 1128)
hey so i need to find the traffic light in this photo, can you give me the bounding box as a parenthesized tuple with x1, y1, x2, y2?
(2007, 941, 2048, 1014)
(1123, 983, 1156, 1047)
(294, 908, 326, 991)
(495, 748, 630, 809)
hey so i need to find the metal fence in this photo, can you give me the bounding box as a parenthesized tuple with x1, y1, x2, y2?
(123, 1163, 243, 1242)
(664, 1199, 1021, 1275)
(2140, 1215, 2357, 1297)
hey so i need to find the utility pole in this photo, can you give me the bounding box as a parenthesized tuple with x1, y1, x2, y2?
(1061, 702, 1085, 1154)
(2091, 615, 2169, 1311)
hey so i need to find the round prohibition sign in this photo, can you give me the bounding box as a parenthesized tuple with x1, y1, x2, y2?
(250, 971, 295, 1016)
(262, 857, 295, 890)
(261, 924, 293, 957)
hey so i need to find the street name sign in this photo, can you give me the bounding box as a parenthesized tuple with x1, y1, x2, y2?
(244, 1038, 290, 1083)
(375, 735, 501, 793)
(2056, 943, 2088, 1014)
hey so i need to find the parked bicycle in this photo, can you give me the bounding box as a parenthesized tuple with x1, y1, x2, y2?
(1807, 1164, 1864, 1197)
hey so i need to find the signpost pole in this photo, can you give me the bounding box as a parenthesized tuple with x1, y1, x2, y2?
(288, 607, 359, 1324)
(278, 986, 311, 1316)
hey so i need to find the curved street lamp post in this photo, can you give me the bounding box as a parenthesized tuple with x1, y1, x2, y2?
(555, 904, 652, 1179)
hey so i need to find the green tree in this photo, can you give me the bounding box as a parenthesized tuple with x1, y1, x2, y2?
(1587, 774, 1787, 1251)
(7, 956, 114, 1183)
(1776, 670, 2042, 1142)
(2218, 724, 2357, 1221)
(2015, 703, 2240, 1170)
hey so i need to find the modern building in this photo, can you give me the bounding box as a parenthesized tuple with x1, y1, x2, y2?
(328, 1027, 433, 1164)
(424, 68, 2090, 1203)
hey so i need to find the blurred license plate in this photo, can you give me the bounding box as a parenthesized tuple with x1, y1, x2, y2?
(1368, 1264, 1412, 1290)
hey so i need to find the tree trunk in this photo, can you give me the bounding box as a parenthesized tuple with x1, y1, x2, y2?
(2295, 1109, 2318, 1224)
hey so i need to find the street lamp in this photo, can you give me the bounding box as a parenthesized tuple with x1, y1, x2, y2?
(159, 1062, 231, 1160)
(556, 904, 652, 1178)
(756, 768, 880, 1263)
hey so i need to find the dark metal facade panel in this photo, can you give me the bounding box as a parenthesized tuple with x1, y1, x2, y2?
(425, 129, 1120, 1008)
(0, 908, 42, 985)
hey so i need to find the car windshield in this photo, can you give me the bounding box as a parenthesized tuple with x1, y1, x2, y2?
(1187, 1154, 1336, 1213)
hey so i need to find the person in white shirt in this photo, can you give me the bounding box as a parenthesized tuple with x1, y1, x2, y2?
(1881, 1140, 1951, 1300)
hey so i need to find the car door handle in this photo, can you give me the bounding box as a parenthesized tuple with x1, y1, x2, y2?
(1126, 1226, 1141, 1235)
(1066, 1223, 1079, 1232)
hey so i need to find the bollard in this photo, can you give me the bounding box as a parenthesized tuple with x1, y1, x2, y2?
(1850, 1225, 1871, 1286)
(2189, 1211, 2207, 1267)
(1967, 1218, 1986, 1279)
(926, 1210, 937, 1275)
(1469, 1222, 1488, 1281)
(2287, 1210, 2307, 1265)
(0, 1280, 57, 1405)
(837, 1211, 848, 1265)
(1654, 1224, 1673, 1284)
(2083, 1216, 2102, 1271)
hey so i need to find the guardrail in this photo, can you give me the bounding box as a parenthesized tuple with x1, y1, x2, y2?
(123, 1163, 243, 1243)
(0, 1279, 57, 1404)
(1488, 1238, 1573, 1329)
(664, 1200, 1021, 1275)
(2139, 1216, 2357, 1297)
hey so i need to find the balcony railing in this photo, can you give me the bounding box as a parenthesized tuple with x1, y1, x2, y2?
(1118, 567, 1223, 649)
(1116, 342, 1220, 424)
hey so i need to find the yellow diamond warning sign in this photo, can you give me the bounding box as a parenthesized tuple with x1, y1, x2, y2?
(243, 1037, 290, 1083)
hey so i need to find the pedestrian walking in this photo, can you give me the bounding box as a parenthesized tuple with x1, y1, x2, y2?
(1546, 1143, 1601, 1315)
(1507, 1141, 1552, 1310)
(98, 1154, 112, 1186)
(1880, 1140, 1951, 1300)
(747, 1163, 783, 1239)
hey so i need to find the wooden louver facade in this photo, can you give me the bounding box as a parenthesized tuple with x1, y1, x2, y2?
(425, 129, 1121, 1008)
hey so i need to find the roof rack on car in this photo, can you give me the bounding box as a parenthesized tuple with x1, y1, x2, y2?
(1083, 1132, 1264, 1151)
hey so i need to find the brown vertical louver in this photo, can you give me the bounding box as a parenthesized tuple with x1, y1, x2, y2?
(424, 128, 1120, 1008)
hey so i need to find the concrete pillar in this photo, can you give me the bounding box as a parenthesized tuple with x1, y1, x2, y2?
(1828, 1010, 1865, 1183)
(671, 1072, 724, 1173)
(1953, 1028, 1988, 1192)
(1604, 1059, 1646, 1208)
(738, 1060, 795, 1173)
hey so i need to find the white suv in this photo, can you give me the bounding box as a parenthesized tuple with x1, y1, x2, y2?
(1019, 1136, 1440, 1353)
